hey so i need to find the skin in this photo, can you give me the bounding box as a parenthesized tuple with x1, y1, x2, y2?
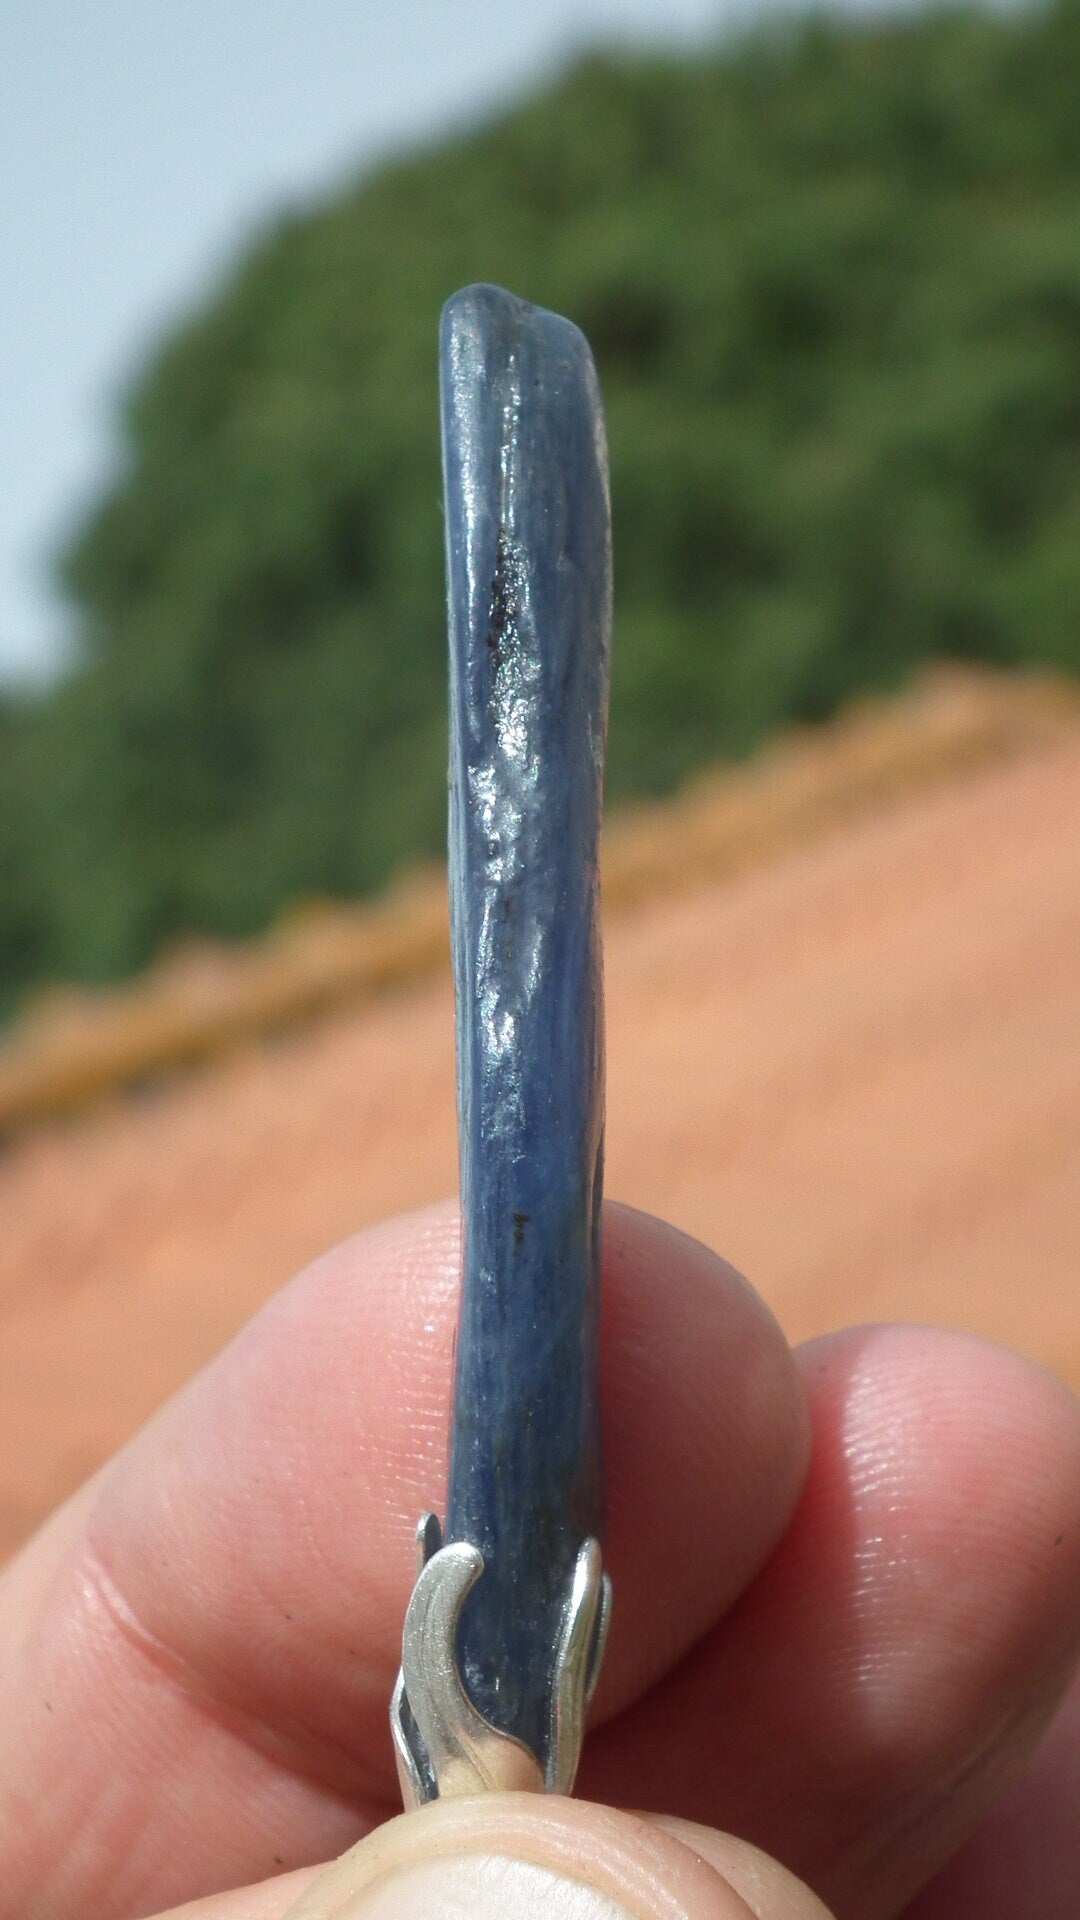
(0, 1200, 1077, 1920)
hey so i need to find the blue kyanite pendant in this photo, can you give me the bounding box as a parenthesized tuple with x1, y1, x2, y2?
(391, 285, 612, 1804)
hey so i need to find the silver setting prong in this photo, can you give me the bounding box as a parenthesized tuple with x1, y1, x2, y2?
(547, 1538, 610, 1794)
(391, 1516, 610, 1806)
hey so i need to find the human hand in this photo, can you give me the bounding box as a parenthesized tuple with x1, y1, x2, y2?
(1, 1203, 1077, 1920)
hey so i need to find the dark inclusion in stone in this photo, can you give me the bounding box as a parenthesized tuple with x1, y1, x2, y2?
(441, 284, 612, 1770)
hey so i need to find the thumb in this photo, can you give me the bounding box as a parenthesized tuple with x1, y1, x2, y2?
(157, 1796, 832, 1920)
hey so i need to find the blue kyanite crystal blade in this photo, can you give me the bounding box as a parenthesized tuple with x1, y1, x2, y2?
(441, 283, 611, 1768)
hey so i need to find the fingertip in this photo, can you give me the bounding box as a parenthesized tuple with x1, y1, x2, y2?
(644, 1818, 834, 1920)
(586, 1321, 1080, 1918)
(775, 1324, 1080, 1909)
(279, 1797, 764, 1920)
(795, 1325, 1080, 1697)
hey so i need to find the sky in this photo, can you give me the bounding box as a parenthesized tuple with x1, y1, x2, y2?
(1, 0, 881, 684)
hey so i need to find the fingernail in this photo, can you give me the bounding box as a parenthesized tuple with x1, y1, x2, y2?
(347, 1853, 636, 1918)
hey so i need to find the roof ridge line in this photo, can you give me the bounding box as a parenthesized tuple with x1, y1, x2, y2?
(1, 665, 1075, 1140)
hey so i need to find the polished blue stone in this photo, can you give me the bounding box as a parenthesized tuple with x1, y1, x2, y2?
(441, 284, 611, 1768)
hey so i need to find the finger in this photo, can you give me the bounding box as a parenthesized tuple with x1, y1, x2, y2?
(152, 1798, 833, 1920)
(582, 1326, 1080, 1920)
(156, 1869, 316, 1919)
(900, 1668, 1080, 1919)
(0, 1202, 808, 1920)
(644, 1819, 832, 1920)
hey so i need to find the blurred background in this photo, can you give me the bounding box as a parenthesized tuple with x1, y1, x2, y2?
(1, 0, 1078, 1560)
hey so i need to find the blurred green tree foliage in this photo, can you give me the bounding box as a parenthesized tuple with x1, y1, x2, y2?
(3, 1, 1080, 1010)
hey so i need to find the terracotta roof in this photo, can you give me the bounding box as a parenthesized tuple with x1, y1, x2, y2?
(1, 667, 1078, 1561)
